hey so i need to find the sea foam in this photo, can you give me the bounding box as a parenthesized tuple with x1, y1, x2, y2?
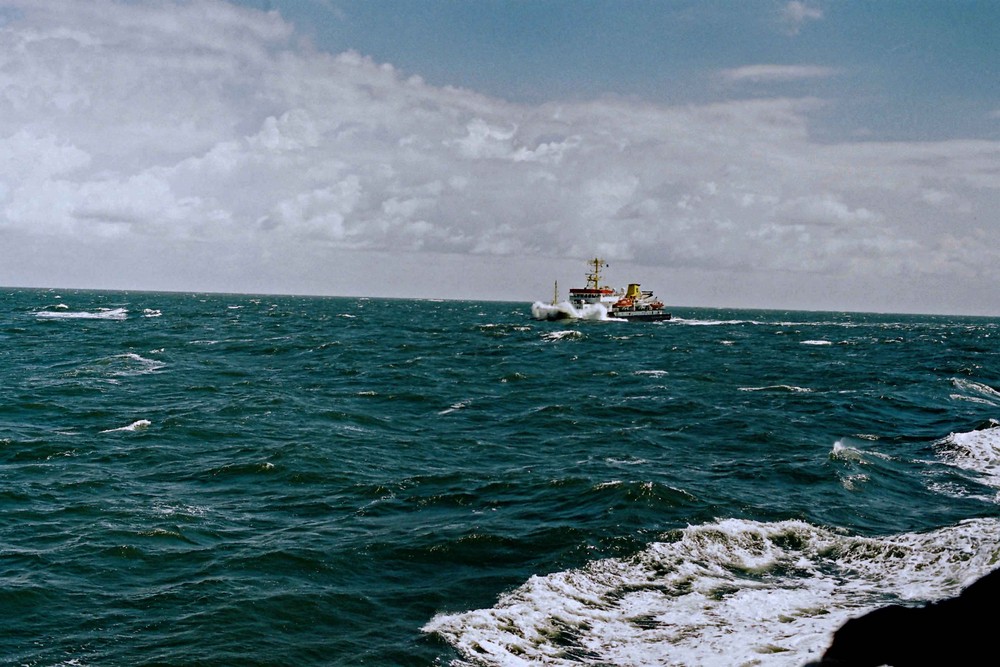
(934, 421, 1000, 490)
(425, 517, 1000, 666)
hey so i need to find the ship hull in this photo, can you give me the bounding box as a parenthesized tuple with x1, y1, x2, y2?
(610, 309, 672, 322)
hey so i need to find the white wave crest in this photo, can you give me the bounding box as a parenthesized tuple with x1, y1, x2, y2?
(739, 384, 813, 393)
(100, 419, 151, 433)
(949, 379, 1000, 406)
(111, 353, 166, 376)
(669, 317, 764, 326)
(36, 307, 127, 320)
(425, 517, 1000, 667)
(541, 330, 583, 342)
(830, 439, 865, 462)
(438, 400, 471, 415)
(935, 421, 1000, 488)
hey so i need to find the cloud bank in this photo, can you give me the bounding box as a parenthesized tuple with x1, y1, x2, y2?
(0, 0, 997, 313)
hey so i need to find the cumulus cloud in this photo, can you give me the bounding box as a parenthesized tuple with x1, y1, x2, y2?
(0, 0, 997, 313)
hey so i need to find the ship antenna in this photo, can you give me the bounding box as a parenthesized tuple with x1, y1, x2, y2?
(587, 257, 607, 290)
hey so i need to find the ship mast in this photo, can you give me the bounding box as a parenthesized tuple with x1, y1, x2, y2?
(586, 258, 608, 290)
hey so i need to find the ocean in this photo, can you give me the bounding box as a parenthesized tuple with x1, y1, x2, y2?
(2, 288, 999, 666)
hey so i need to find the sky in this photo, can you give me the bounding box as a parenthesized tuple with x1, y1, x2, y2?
(0, 0, 997, 314)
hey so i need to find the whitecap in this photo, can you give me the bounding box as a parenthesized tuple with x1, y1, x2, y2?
(152, 502, 208, 518)
(935, 421, 1000, 489)
(100, 419, 151, 433)
(36, 307, 127, 320)
(801, 340, 832, 346)
(610, 457, 648, 467)
(670, 317, 764, 326)
(949, 379, 1000, 406)
(112, 353, 166, 376)
(425, 517, 1000, 667)
(738, 385, 813, 393)
(841, 473, 870, 490)
(950, 394, 997, 406)
(830, 439, 865, 462)
(438, 400, 471, 415)
(541, 330, 583, 342)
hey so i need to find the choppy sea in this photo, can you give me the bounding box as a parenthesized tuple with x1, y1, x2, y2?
(3, 288, 1000, 666)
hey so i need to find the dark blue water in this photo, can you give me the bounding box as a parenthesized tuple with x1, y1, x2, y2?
(2, 289, 999, 665)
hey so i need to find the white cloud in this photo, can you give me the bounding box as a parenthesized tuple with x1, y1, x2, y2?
(781, 1, 824, 35)
(0, 130, 90, 182)
(720, 65, 838, 84)
(0, 0, 997, 313)
(779, 195, 882, 226)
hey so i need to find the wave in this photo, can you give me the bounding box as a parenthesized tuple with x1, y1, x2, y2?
(426, 423, 1000, 665)
(934, 420, 1000, 489)
(669, 317, 845, 327)
(425, 517, 1000, 666)
(438, 400, 472, 415)
(830, 439, 865, 462)
(739, 384, 813, 393)
(669, 316, 766, 326)
(36, 307, 127, 320)
(120, 352, 166, 374)
(665, 317, 963, 330)
(100, 419, 151, 434)
(949, 379, 1000, 407)
(541, 330, 584, 342)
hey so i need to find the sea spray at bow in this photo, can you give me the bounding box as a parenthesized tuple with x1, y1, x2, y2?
(1, 289, 998, 666)
(531, 300, 611, 321)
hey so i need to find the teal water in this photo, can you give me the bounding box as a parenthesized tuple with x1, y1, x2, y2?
(2, 289, 999, 665)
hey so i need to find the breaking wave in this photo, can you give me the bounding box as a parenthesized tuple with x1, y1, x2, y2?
(36, 307, 128, 320)
(100, 419, 152, 433)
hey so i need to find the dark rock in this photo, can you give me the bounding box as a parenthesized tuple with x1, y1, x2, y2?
(806, 568, 998, 666)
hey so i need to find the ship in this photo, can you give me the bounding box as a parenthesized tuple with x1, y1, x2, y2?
(531, 258, 672, 322)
